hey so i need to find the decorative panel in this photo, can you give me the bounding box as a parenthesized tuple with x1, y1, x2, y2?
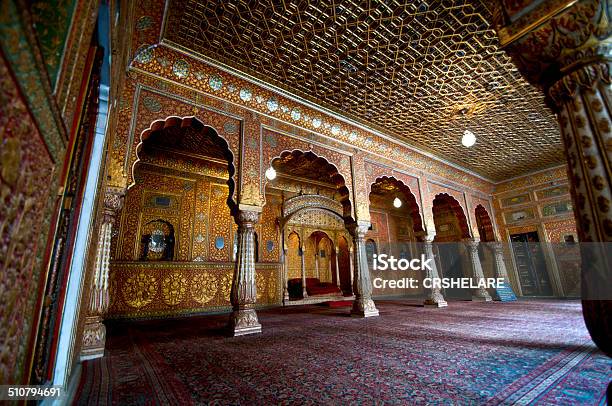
(537, 186, 570, 200)
(502, 193, 531, 207)
(192, 180, 210, 261)
(0, 51, 58, 384)
(541, 201, 573, 217)
(208, 184, 232, 261)
(108, 262, 281, 318)
(504, 208, 536, 224)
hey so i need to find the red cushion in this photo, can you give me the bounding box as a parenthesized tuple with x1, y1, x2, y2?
(288, 278, 341, 296)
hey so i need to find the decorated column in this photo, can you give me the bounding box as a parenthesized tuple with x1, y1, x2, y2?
(349, 222, 379, 317)
(423, 236, 448, 308)
(335, 247, 341, 290)
(491, 0, 612, 354)
(229, 208, 262, 336)
(81, 188, 124, 360)
(348, 246, 355, 295)
(314, 250, 320, 279)
(282, 247, 290, 304)
(301, 244, 308, 298)
(466, 239, 492, 302)
(491, 242, 517, 301)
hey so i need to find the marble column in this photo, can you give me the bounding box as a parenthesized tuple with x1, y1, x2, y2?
(491, 242, 517, 301)
(301, 245, 308, 298)
(282, 247, 290, 304)
(335, 247, 341, 291)
(314, 250, 320, 280)
(423, 237, 448, 308)
(491, 0, 612, 355)
(81, 188, 123, 360)
(466, 239, 492, 302)
(349, 222, 379, 317)
(229, 208, 262, 336)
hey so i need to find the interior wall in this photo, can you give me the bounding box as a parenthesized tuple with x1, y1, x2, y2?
(110, 161, 282, 318)
(493, 166, 580, 297)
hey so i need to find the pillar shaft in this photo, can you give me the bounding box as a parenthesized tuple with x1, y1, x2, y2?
(491, 0, 612, 355)
(81, 189, 123, 360)
(301, 245, 308, 298)
(350, 222, 379, 317)
(282, 248, 289, 303)
(466, 239, 492, 302)
(348, 247, 355, 295)
(229, 209, 262, 336)
(335, 247, 341, 290)
(423, 238, 447, 308)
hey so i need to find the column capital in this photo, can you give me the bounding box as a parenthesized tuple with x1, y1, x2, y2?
(347, 220, 370, 238)
(492, 0, 611, 108)
(464, 238, 480, 249)
(103, 187, 125, 224)
(236, 208, 261, 227)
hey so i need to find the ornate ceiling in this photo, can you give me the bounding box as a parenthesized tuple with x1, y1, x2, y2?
(162, 0, 565, 181)
(272, 150, 341, 187)
(142, 124, 230, 162)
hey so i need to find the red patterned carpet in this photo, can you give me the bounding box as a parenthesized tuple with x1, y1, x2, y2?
(75, 300, 611, 405)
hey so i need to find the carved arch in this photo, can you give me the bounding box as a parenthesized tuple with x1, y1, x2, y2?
(130, 116, 237, 212)
(475, 204, 496, 242)
(369, 176, 425, 235)
(433, 193, 471, 239)
(264, 149, 354, 221)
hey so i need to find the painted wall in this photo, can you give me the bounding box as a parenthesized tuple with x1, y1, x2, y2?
(493, 166, 580, 297)
(0, 0, 99, 385)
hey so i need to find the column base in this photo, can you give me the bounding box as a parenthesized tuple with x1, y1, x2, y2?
(424, 299, 448, 308)
(80, 316, 106, 361)
(228, 308, 262, 337)
(302, 289, 308, 299)
(424, 289, 448, 308)
(351, 298, 379, 317)
(471, 287, 493, 302)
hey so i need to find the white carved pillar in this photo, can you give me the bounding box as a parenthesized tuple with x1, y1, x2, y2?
(229, 208, 262, 336)
(349, 246, 355, 295)
(349, 222, 379, 317)
(314, 250, 320, 280)
(81, 188, 124, 360)
(301, 244, 308, 298)
(466, 239, 492, 302)
(335, 247, 341, 291)
(423, 237, 448, 308)
(491, 242, 517, 301)
(282, 247, 290, 304)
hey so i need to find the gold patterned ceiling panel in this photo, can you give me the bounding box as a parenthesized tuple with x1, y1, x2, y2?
(163, 0, 564, 180)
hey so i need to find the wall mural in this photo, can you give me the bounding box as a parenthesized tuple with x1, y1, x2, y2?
(0, 49, 59, 384)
